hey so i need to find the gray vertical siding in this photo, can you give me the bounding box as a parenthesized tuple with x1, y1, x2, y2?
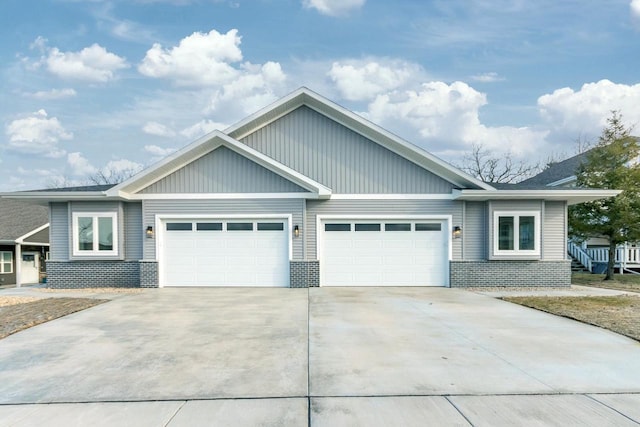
(240, 106, 456, 194)
(463, 201, 486, 260)
(305, 199, 463, 260)
(543, 201, 567, 260)
(140, 146, 307, 194)
(142, 199, 304, 260)
(124, 202, 143, 260)
(49, 202, 69, 261)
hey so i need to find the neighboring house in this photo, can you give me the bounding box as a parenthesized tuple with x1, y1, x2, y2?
(0, 199, 49, 287)
(0, 88, 618, 288)
(519, 150, 592, 188)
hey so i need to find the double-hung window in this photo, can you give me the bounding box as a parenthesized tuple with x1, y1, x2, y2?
(72, 212, 118, 256)
(0, 251, 12, 274)
(493, 211, 540, 257)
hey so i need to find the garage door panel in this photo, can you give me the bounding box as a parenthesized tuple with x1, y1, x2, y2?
(321, 219, 448, 287)
(162, 219, 289, 287)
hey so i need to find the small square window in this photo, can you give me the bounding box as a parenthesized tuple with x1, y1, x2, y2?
(493, 211, 540, 256)
(72, 212, 118, 257)
(0, 251, 12, 274)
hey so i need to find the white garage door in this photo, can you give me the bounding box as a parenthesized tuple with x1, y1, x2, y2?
(320, 219, 448, 287)
(161, 219, 289, 287)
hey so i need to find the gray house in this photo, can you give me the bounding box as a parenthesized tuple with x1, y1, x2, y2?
(0, 199, 49, 287)
(1, 88, 618, 288)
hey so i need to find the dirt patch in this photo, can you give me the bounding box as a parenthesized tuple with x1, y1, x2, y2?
(572, 273, 640, 293)
(0, 296, 40, 307)
(503, 295, 640, 342)
(0, 298, 108, 339)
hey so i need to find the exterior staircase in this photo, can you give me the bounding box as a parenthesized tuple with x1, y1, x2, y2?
(570, 256, 590, 273)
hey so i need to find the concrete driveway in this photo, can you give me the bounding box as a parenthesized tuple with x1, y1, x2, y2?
(1, 287, 640, 426)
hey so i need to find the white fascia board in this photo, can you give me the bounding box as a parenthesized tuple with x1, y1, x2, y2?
(130, 192, 324, 200)
(0, 192, 109, 201)
(329, 194, 454, 200)
(15, 223, 49, 244)
(547, 175, 577, 187)
(226, 87, 494, 191)
(453, 189, 622, 205)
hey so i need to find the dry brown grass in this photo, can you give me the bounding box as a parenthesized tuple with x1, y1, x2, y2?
(0, 297, 107, 339)
(503, 295, 640, 341)
(572, 273, 640, 292)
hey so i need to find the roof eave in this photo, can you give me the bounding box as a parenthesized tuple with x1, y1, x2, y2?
(453, 189, 622, 205)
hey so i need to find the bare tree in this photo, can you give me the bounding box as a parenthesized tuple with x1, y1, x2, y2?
(573, 132, 595, 155)
(87, 166, 140, 185)
(458, 143, 541, 183)
(46, 176, 76, 189)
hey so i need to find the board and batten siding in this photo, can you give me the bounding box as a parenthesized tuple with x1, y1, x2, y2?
(305, 199, 463, 260)
(543, 201, 567, 260)
(123, 202, 143, 260)
(463, 201, 486, 260)
(49, 202, 69, 261)
(140, 146, 307, 194)
(142, 199, 304, 260)
(240, 106, 455, 194)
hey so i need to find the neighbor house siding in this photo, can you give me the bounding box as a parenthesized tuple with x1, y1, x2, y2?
(140, 146, 307, 194)
(305, 199, 462, 260)
(49, 202, 69, 261)
(240, 106, 455, 194)
(124, 202, 143, 260)
(0, 245, 16, 285)
(142, 199, 304, 260)
(24, 227, 49, 244)
(463, 201, 486, 260)
(543, 201, 567, 260)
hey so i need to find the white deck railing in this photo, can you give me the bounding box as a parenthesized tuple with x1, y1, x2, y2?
(584, 245, 640, 272)
(568, 241, 593, 272)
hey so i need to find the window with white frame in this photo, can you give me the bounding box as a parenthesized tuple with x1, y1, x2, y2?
(72, 212, 118, 256)
(493, 211, 540, 256)
(0, 251, 12, 274)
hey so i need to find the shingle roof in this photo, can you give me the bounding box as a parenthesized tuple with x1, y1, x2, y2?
(519, 150, 592, 186)
(0, 199, 49, 241)
(33, 184, 115, 192)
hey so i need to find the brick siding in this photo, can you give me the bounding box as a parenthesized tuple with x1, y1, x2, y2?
(46, 260, 141, 289)
(450, 260, 571, 287)
(139, 261, 159, 288)
(290, 260, 319, 288)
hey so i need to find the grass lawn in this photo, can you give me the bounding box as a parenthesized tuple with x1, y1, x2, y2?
(0, 297, 107, 339)
(503, 295, 640, 342)
(572, 272, 640, 292)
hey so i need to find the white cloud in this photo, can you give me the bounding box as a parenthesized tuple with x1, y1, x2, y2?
(537, 79, 640, 136)
(5, 109, 71, 158)
(328, 59, 424, 101)
(24, 88, 77, 100)
(142, 121, 176, 137)
(144, 144, 176, 157)
(364, 82, 547, 156)
(206, 61, 286, 115)
(45, 43, 129, 82)
(103, 158, 143, 175)
(138, 29, 243, 86)
(180, 119, 228, 140)
(302, 0, 365, 16)
(67, 152, 98, 176)
(470, 72, 505, 83)
(631, 0, 640, 19)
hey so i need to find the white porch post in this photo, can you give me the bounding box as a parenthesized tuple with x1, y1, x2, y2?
(15, 243, 22, 288)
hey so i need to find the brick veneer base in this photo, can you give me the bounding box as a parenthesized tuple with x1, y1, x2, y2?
(290, 260, 319, 288)
(450, 260, 571, 287)
(139, 261, 159, 288)
(46, 260, 141, 289)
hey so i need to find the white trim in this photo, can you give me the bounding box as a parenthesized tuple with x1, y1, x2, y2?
(453, 188, 621, 205)
(329, 194, 455, 200)
(15, 223, 49, 244)
(130, 192, 320, 200)
(492, 210, 541, 257)
(316, 214, 452, 287)
(155, 214, 293, 288)
(71, 212, 119, 257)
(0, 250, 13, 274)
(547, 175, 577, 187)
(21, 242, 50, 246)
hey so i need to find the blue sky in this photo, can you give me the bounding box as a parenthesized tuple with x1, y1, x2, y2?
(2, 0, 640, 191)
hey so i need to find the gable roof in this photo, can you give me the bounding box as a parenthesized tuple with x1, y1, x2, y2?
(225, 87, 495, 191)
(520, 150, 592, 187)
(107, 130, 331, 199)
(0, 198, 49, 242)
